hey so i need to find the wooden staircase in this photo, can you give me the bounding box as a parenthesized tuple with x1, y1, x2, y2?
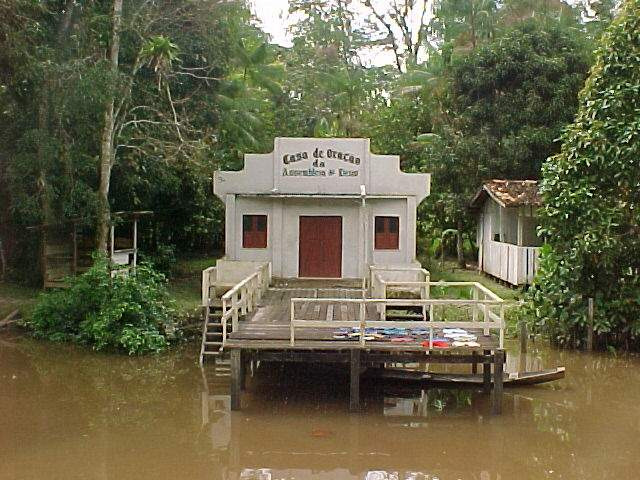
(200, 300, 227, 363)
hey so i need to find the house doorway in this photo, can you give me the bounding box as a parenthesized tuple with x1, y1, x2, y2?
(298, 216, 342, 278)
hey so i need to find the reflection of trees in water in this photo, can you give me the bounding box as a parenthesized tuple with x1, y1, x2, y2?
(8, 337, 640, 480)
(12, 338, 203, 431)
(383, 388, 477, 418)
(504, 344, 640, 479)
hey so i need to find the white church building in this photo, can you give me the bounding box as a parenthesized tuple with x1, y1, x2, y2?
(213, 137, 430, 279)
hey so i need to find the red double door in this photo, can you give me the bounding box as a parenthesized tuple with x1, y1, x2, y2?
(298, 216, 342, 278)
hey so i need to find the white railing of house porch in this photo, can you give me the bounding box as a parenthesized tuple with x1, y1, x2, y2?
(483, 240, 540, 286)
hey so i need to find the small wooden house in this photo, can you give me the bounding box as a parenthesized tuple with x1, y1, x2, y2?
(30, 211, 151, 288)
(213, 137, 430, 278)
(470, 180, 541, 286)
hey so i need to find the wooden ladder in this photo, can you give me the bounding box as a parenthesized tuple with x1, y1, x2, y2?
(199, 300, 226, 364)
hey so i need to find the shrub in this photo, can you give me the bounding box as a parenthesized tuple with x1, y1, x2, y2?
(526, 0, 640, 349)
(29, 254, 177, 354)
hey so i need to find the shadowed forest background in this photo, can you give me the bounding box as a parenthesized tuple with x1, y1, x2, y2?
(4, 0, 640, 350)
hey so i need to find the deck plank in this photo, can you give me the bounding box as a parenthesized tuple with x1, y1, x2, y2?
(326, 304, 334, 322)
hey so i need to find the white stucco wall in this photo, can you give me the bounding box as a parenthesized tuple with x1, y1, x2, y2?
(215, 138, 430, 278)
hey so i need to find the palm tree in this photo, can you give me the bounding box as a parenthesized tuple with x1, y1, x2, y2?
(140, 35, 183, 142)
(216, 41, 284, 152)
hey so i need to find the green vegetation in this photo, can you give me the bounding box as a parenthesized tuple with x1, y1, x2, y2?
(0, 283, 38, 320)
(3, 0, 637, 352)
(526, 0, 640, 349)
(425, 259, 520, 302)
(168, 256, 220, 315)
(28, 256, 177, 354)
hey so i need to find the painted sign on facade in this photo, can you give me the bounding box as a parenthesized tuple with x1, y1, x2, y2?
(274, 137, 367, 194)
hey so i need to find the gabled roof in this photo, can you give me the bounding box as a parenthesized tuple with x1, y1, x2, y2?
(469, 180, 541, 209)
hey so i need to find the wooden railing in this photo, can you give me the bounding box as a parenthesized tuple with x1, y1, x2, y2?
(290, 281, 505, 349)
(369, 265, 430, 299)
(370, 266, 431, 319)
(219, 263, 270, 345)
(484, 240, 540, 285)
(201, 266, 218, 307)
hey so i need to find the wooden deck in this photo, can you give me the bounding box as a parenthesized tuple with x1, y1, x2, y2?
(227, 287, 500, 352)
(209, 278, 506, 415)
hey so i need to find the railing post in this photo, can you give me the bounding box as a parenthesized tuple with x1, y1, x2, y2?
(380, 282, 387, 320)
(232, 292, 239, 331)
(472, 285, 478, 323)
(359, 300, 366, 346)
(222, 317, 227, 348)
(256, 271, 263, 302)
(201, 268, 210, 307)
(483, 300, 489, 336)
(290, 299, 295, 347)
(248, 277, 254, 311)
(429, 321, 434, 349)
(241, 286, 247, 315)
(499, 304, 505, 349)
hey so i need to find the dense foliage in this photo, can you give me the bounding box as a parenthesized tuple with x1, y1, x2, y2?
(2, 0, 632, 351)
(29, 257, 177, 354)
(1, 0, 270, 281)
(527, 0, 640, 349)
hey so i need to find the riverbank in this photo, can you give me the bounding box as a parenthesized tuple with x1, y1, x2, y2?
(0, 282, 38, 321)
(1, 257, 517, 338)
(0, 255, 220, 323)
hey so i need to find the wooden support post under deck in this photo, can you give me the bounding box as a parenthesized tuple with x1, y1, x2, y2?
(472, 351, 478, 374)
(350, 349, 361, 412)
(483, 349, 491, 394)
(230, 349, 242, 411)
(240, 352, 247, 391)
(491, 349, 505, 415)
(519, 320, 528, 354)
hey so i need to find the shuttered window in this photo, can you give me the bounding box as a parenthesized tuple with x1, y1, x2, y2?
(375, 216, 399, 250)
(242, 215, 267, 248)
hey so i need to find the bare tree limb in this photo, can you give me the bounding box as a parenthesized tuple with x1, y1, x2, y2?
(362, 0, 405, 72)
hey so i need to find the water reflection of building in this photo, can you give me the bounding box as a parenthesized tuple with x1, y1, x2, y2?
(197, 358, 569, 480)
(200, 359, 231, 477)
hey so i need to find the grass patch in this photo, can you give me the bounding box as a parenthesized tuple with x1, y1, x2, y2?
(422, 258, 521, 302)
(420, 258, 526, 334)
(173, 254, 220, 278)
(167, 254, 220, 316)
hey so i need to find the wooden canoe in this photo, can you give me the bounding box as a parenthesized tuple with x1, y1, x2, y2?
(371, 366, 565, 387)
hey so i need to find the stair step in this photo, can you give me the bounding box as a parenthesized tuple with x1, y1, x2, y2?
(204, 341, 223, 346)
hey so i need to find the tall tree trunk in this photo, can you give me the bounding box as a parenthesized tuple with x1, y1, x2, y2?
(456, 218, 466, 269)
(96, 0, 123, 252)
(37, 84, 53, 283)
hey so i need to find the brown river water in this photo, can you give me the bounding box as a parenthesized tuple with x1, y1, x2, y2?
(2, 331, 640, 480)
